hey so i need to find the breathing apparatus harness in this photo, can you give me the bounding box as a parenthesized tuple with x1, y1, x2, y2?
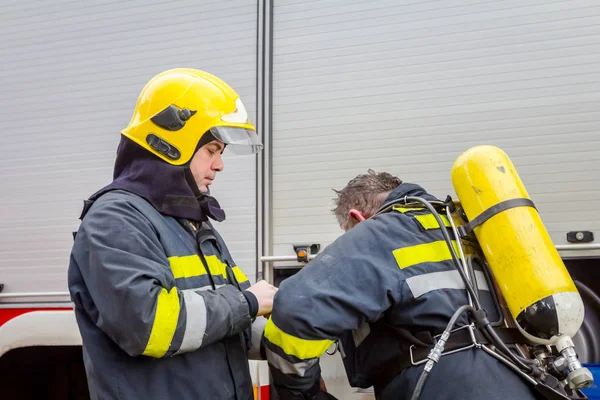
(372, 196, 590, 400)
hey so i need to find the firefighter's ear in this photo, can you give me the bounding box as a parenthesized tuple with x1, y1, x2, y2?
(349, 209, 367, 223)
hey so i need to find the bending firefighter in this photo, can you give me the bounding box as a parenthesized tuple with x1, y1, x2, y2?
(68, 68, 277, 400)
(263, 152, 592, 400)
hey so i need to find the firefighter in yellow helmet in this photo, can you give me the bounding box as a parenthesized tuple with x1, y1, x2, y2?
(68, 68, 277, 400)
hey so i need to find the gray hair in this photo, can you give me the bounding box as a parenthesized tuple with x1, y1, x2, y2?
(332, 169, 403, 230)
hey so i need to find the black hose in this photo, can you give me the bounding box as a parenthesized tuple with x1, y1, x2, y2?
(483, 324, 535, 373)
(404, 196, 482, 310)
(468, 255, 503, 327)
(466, 255, 479, 293)
(410, 305, 474, 400)
(574, 280, 600, 311)
(410, 369, 430, 400)
(479, 345, 538, 386)
(574, 279, 600, 363)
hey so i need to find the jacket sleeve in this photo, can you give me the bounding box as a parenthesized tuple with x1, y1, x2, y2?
(71, 196, 252, 358)
(262, 219, 407, 393)
(208, 223, 262, 356)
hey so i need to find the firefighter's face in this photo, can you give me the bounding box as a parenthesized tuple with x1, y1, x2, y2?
(189, 140, 225, 193)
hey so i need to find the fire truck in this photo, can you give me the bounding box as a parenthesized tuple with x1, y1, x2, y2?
(1, 1, 599, 398)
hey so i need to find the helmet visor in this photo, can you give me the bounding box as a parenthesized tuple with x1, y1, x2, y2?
(210, 126, 263, 154)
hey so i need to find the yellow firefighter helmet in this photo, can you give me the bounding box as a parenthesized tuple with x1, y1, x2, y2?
(121, 68, 262, 165)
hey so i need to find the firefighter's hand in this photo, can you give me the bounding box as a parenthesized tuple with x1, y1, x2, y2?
(247, 280, 278, 317)
(319, 376, 328, 392)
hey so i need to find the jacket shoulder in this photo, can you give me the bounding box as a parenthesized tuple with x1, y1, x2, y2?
(86, 190, 157, 218)
(78, 190, 164, 234)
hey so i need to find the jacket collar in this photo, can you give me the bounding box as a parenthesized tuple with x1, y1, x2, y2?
(81, 136, 226, 223)
(382, 183, 437, 205)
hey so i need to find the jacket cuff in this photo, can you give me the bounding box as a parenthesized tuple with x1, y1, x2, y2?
(219, 285, 252, 335)
(242, 290, 259, 318)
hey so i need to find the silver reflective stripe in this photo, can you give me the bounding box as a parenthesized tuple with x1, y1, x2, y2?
(265, 347, 318, 377)
(406, 270, 489, 298)
(176, 290, 208, 354)
(474, 271, 489, 292)
(182, 284, 226, 293)
(352, 320, 371, 347)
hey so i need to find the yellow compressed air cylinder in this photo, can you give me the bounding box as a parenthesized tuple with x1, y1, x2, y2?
(451, 145, 584, 345)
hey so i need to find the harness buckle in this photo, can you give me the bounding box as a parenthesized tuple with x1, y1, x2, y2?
(409, 324, 479, 366)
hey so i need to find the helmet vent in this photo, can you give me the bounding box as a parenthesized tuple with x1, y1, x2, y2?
(146, 134, 181, 160)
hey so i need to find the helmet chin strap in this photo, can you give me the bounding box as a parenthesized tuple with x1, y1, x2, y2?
(175, 130, 228, 222)
(183, 167, 226, 222)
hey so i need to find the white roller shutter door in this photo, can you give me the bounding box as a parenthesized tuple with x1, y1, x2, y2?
(0, 0, 259, 293)
(271, 0, 600, 256)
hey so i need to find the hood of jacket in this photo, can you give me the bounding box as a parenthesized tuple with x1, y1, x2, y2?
(86, 135, 225, 223)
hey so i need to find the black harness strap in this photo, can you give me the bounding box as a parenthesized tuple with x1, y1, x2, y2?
(458, 198, 537, 237)
(372, 326, 534, 393)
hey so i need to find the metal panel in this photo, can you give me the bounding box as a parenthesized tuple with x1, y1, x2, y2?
(257, 0, 275, 281)
(271, 0, 600, 256)
(0, 0, 259, 293)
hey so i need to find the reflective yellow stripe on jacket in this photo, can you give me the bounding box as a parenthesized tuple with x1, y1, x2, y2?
(143, 287, 181, 358)
(414, 214, 451, 230)
(393, 240, 460, 270)
(264, 318, 334, 360)
(168, 255, 207, 278)
(392, 206, 425, 213)
(392, 205, 452, 230)
(205, 255, 228, 279)
(169, 255, 246, 282)
(232, 266, 249, 283)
